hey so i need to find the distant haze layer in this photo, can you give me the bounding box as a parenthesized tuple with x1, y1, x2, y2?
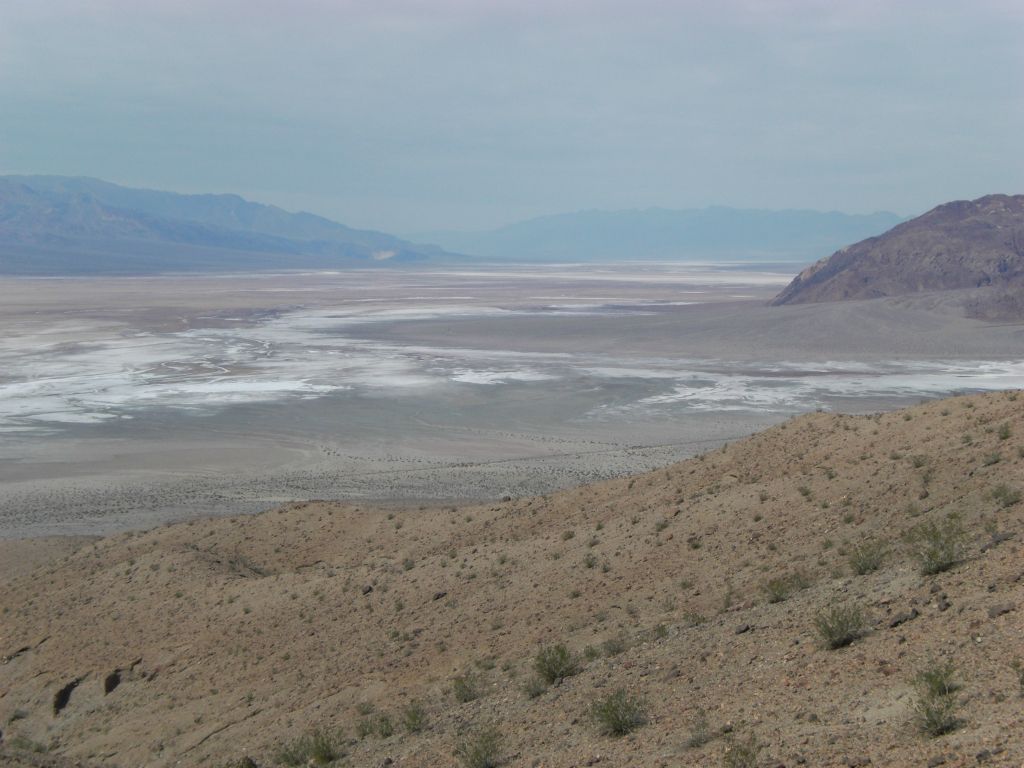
(414, 208, 903, 262)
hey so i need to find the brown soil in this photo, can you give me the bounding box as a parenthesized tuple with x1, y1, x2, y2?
(1, 391, 1022, 767)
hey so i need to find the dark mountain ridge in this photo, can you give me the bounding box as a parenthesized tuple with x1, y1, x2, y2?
(772, 194, 1024, 317)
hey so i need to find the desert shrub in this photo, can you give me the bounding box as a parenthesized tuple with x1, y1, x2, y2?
(357, 713, 394, 738)
(998, 423, 1011, 440)
(274, 728, 343, 766)
(602, 636, 627, 656)
(991, 484, 1021, 508)
(848, 539, 887, 575)
(911, 659, 961, 737)
(905, 515, 966, 575)
(983, 451, 1001, 466)
(762, 570, 811, 603)
(534, 644, 579, 684)
(723, 734, 761, 768)
(452, 671, 482, 703)
(916, 659, 959, 698)
(1010, 659, 1024, 697)
(376, 714, 394, 738)
(7, 736, 49, 753)
(523, 675, 548, 699)
(814, 603, 867, 649)
(683, 611, 707, 627)
(591, 688, 647, 736)
(914, 690, 960, 737)
(402, 701, 427, 733)
(583, 553, 598, 568)
(685, 709, 711, 748)
(455, 725, 503, 768)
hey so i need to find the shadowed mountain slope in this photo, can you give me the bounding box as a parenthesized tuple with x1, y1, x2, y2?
(772, 195, 1024, 317)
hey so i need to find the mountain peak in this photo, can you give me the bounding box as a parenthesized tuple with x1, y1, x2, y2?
(771, 194, 1024, 313)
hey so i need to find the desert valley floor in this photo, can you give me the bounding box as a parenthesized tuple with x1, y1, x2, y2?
(1, 263, 1023, 538)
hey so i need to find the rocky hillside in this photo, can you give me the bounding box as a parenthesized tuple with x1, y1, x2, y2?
(1, 391, 1022, 767)
(772, 195, 1024, 315)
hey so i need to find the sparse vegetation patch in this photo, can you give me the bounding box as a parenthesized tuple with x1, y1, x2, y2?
(591, 688, 648, 736)
(814, 603, 867, 649)
(905, 514, 966, 575)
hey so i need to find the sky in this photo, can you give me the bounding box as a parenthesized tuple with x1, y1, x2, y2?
(1, 0, 1022, 234)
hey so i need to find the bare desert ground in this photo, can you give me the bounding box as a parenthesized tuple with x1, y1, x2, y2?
(0, 390, 1022, 767)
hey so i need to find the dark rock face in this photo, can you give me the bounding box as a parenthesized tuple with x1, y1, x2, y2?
(771, 194, 1024, 314)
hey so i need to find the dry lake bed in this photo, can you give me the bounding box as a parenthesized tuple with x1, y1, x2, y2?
(1, 263, 1022, 537)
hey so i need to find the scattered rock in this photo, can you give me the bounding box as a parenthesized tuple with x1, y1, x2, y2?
(889, 608, 919, 628)
(981, 532, 1015, 552)
(987, 603, 1014, 619)
(735, 624, 751, 635)
(432, 590, 447, 601)
(361, 585, 373, 595)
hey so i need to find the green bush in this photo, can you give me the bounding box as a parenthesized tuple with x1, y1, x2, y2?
(402, 701, 427, 733)
(602, 636, 627, 656)
(355, 710, 393, 739)
(685, 709, 711, 748)
(905, 515, 966, 575)
(7, 736, 49, 753)
(723, 734, 761, 768)
(534, 644, 580, 684)
(455, 725, 503, 768)
(916, 659, 959, 698)
(912, 659, 962, 737)
(914, 690, 960, 737)
(848, 539, 887, 575)
(813, 603, 867, 649)
(522, 675, 548, 699)
(591, 688, 647, 736)
(991, 484, 1021, 508)
(762, 570, 811, 603)
(1010, 659, 1024, 697)
(452, 671, 482, 703)
(274, 728, 344, 766)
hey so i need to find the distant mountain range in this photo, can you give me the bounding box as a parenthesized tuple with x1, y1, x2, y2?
(415, 207, 904, 262)
(772, 194, 1024, 318)
(0, 175, 909, 274)
(0, 176, 455, 274)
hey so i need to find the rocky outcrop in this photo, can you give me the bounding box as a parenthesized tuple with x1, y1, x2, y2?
(772, 194, 1024, 311)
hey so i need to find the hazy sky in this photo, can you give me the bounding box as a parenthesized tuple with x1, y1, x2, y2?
(2, 0, 1022, 233)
